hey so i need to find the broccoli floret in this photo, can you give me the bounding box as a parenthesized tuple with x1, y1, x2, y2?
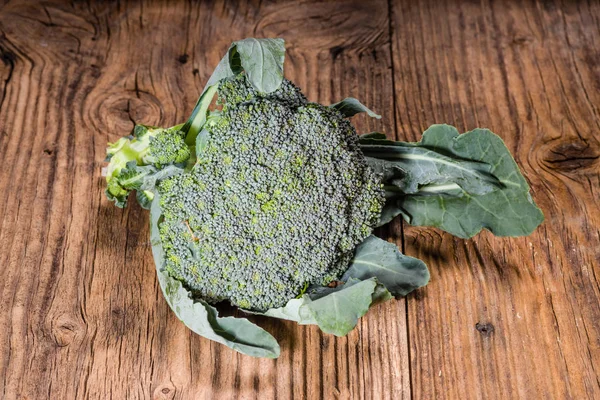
(146, 128, 191, 166)
(104, 125, 191, 208)
(157, 75, 384, 311)
(217, 74, 307, 110)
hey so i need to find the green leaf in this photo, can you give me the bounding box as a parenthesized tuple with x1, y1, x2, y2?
(362, 142, 500, 196)
(242, 298, 316, 325)
(371, 282, 393, 305)
(203, 51, 235, 93)
(232, 38, 285, 93)
(158, 272, 280, 358)
(342, 235, 429, 297)
(330, 97, 381, 119)
(136, 190, 154, 210)
(249, 277, 394, 331)
(150, 195, 280, 358)
(375, 201, 404, 227)
(199, 38, 285, 96)
(105, 180, 129, 208)
(116, 161, 153, 190)
(362, 124, 544, 238)
(300, 278, 377, 336)
(139, 165, 184, 192)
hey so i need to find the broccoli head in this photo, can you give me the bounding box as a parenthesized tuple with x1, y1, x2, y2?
(157, 75, 384, 311)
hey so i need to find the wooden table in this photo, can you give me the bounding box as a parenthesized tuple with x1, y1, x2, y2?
(1, 0, 598, 398)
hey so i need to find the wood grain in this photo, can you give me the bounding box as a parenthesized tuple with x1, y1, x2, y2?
(0, 0, 598, 399)
(389, 0, 600, 399)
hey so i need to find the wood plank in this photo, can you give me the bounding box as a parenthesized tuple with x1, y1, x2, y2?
(0, 0, 411, 398)
(389, 0, 600, 398)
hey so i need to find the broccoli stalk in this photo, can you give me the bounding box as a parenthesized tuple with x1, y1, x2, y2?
(182, 84, 219, 145)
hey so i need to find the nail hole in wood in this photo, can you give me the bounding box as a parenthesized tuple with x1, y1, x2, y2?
(475, 322, 495, 337)
(178, 54, 188, 64)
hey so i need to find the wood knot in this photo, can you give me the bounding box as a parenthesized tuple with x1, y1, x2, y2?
(475, 322, 495, 337)
(543, 139, 599, 171)
(90, 64, 101, 79)
(153, 384, 176, 400)
(255, 2, 387, 51)
(330, 45, 344, 59)
(93, 93, 163, 133)
(51, 315, 83, 347)
(0, 47, 16, 66)
(43, 142, 55, 156)
(320, 336, 330, 350)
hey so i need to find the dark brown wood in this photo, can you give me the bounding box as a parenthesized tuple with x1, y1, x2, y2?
(0, 0, 598, 399)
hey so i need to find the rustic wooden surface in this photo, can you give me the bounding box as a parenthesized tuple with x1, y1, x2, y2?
(0, 0, 598, 398)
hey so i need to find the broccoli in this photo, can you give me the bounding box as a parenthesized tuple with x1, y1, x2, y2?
(157, 75, 384, 311)
(105, 125, 191, 208)
(103, 38, 542, 358)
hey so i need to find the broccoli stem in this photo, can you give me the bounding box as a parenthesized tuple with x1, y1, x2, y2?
(383, 183, 462, 199)
(182, 85, 219, 145)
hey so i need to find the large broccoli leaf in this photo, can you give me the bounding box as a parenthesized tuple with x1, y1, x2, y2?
(301, 278, 377, 336)
(252, 298, 316, 324)
(246, 278, 379, 336)
(231, 38, 285, 93)
(201, 39, 285, 95)
(150, 195, 280, 358)
(341, 235, 429, 297)
(361, 124, 544, 238)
